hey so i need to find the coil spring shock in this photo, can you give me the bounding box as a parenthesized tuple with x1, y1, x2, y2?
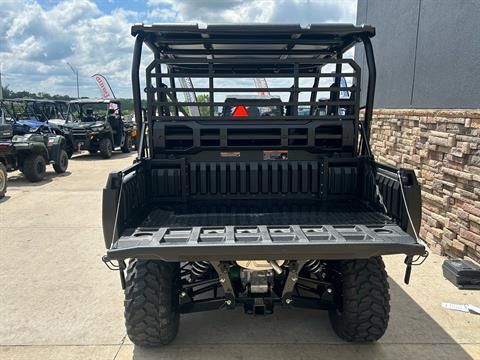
(304, 260, 324, 276)
(190, 261, 210, 278)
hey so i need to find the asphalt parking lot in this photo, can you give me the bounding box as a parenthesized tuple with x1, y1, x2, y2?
(0, 152, 479, 360)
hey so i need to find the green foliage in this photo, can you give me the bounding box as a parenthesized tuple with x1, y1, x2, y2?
(196, 94, 210, 116)
(1, 85, 72, 101)
(177, 94, 210, 116)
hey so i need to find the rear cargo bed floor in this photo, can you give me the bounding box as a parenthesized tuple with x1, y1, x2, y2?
(139, 200, 392, 228)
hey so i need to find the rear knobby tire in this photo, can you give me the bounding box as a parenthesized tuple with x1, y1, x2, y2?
(53, 149, 69, 174)
(99, 138, 113, 159)
(23, 154, 47, 182)
(0, 163, 7, 198)
(124, 259, 180, 347)
(328, 257, 390, 342)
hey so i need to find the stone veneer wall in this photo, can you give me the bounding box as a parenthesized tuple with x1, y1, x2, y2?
(370, 109, 480, 262)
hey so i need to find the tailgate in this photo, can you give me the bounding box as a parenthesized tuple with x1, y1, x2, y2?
(107, 224, 424, 261)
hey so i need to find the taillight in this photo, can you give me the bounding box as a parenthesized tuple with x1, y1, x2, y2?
(232, 105, 249, 117)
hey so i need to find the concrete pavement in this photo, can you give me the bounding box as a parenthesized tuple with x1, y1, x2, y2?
(0, 152, 479, 359)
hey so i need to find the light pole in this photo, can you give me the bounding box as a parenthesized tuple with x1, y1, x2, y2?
(66, 62, 80, 98)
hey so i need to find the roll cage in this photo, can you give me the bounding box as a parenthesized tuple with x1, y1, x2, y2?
(0, 99, 63, 122)
(66, 99, 121, 123)
(130, 24, 376, 158)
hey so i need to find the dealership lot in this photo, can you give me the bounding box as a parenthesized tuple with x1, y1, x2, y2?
(0, 153, 479, 360)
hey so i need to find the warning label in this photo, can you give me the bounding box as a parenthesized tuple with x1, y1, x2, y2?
(263, 150, 288, 160)
(220, 151, 241, 158)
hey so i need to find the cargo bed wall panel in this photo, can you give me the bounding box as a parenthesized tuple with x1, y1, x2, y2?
(328, 166, 357, 195)
(188, 161, 325, 198)
(151, 168, 182, 197)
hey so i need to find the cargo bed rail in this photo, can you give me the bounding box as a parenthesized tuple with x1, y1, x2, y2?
(106, 223, 425, 261)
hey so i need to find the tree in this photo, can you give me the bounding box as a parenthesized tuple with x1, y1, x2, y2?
(196, 94, 210, 116)
(1, 86, 72, 100)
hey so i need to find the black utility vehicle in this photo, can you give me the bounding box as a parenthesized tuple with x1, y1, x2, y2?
(102, 24, 427, 346)
(63, 99, 133, 158)
(0, 122, 68, 186)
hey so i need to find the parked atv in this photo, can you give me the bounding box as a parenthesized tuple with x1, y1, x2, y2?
(0, 124, 69, 184)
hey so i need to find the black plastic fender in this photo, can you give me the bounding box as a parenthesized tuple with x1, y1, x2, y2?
(46, 135, 66, 164)
(13, 141, 49, 160)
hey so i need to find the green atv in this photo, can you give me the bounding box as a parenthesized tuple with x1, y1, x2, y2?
(0, 123, 69, 195)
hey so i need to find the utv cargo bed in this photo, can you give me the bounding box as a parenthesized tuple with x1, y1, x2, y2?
(103, 160, 424, 262)
(139, 200, 389, 227)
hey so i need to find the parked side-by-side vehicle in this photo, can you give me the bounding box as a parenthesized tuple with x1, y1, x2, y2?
(100, 24, 427, 346)
(63, 99, 134, 158)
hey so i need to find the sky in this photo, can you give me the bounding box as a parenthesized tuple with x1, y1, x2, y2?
(0, 0, 357, 98)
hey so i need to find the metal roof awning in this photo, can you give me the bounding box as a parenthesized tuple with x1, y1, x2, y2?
(131, 23, 375, 62)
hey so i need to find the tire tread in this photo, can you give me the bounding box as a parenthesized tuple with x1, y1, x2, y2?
(53, 149, 68, 173)
(99, 138, 112, 159)
(124, 259, 179, 347)
(23, 154, 46, 182)
(0, 163, 7, 198)
(329, 257, 390, 342)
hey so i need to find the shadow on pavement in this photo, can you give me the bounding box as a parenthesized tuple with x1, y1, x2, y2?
(6, 171, 71, 188)
(130, 279, 474, 360)
(70, 152, 134, 161)
(0, 195, 10, 203)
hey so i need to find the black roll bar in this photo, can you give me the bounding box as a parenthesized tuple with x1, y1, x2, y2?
(130, 24, 376, 158)
(361, 36, 376, 151)
(132, 35, 143, 153)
